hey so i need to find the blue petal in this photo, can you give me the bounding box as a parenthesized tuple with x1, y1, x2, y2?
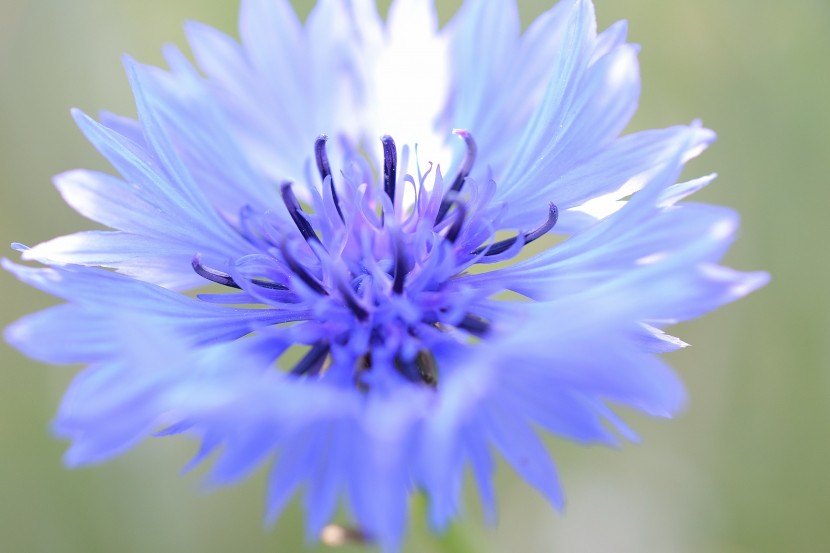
(30, 166, 268, 288)
(497, 39, 644, 222)
(497, 0, 596, 198)
(185, 20, 253, 101)
(239, 0, 304, 111)
(591, 19, 629, 62)
(25, 231, 208, 289)
(463, 426, 497, 524)
(208, 424, 280, 485)
(499, 384, 619, 446)
(123, 57, 219, 215)
(303, 420, 349, 540)
(482, 400, 565, 510)
(497, 203, 741, 300)
(5, 305, 117, 365)
(53, 315, 190, 465)
(51, 169, 179, 237)
(345, 429, 411, 552)
(552, 125, 716, 231)
(3, 261, 309, 349)
(136, 49, 283, 218)
(444, 0, 572, 179)
(265, 429, 325, 525)
(98, 111, 146, 147)
(70, 109, 251, 276)
(54, 326, 290, 467)
(443, 0, 520, 171)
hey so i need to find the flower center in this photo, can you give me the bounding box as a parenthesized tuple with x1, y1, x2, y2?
(191, 132, 558, 389)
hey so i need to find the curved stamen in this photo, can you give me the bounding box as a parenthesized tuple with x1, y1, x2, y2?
(457, 313, 490, 336)
(282, 244, 328, 296)
(191, 255, 288, 290)
(392, 235, 408, 294)
(444, 201, 467, 244)
(280, 181, 320, 243)
(192, 255, 238, 288)
(291, 342, 330, 376)
(314, 135, 332, 182)
(336, 280, 369, 321)
(381, 135, 397, 207)
(471, 202, 559, 257)
(315, 135, 344, 222)
(524, 202, 559, 242)
(435, 130, 477, 224)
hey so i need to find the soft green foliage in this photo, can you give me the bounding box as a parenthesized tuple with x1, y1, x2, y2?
(0, 0, 826, 551)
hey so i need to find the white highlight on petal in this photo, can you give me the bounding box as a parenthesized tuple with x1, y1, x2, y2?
(710, 217, 738, 240)
(636, 252, 668, 266)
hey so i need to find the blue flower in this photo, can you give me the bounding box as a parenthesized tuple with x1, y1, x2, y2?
(5, 0, 767, 550)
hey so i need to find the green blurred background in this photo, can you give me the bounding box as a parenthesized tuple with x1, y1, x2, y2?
(0, 0, 826, 551)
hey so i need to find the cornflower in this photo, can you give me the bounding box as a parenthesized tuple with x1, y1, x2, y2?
(5, 0, 767, 550)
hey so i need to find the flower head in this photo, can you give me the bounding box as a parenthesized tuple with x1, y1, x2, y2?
(5, 0, 767, 550)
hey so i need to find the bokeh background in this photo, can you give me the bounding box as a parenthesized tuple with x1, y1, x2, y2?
(0, 0, 826, 552)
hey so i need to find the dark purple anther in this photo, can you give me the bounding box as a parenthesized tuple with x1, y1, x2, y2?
(435, 130, 477, 224)
(457, 313, 490, 336)
(191, 254, 287, 290)
(396, 350, 437, 386)
(472, 202, 559, 257)
(315, 135, 344, 222)
(381, 135, 397, 207)
(280, 181, 320, 244)
(291, 342, 330, 376)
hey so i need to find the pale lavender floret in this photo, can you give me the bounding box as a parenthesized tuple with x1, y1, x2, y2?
(4, 0, 768, 551)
